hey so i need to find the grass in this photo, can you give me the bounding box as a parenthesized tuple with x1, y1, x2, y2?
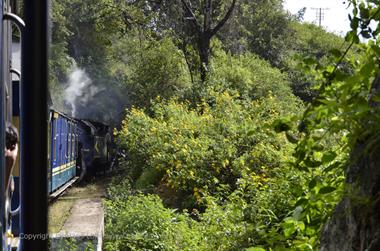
(48, 177, 109, 233)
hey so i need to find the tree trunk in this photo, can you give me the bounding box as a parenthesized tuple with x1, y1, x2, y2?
(198, 34, 211, 82)
(320, 144, 380, 251)
(320, 75, 380, 251)
(180, 0, 236, 83)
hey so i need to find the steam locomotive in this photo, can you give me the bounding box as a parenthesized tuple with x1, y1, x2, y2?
(0, 0, 112, 249)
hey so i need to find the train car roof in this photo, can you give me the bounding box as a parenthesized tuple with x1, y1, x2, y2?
(50, 109, 77, 122)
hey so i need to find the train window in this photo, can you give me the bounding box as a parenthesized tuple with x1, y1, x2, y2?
(72, 124, 75, 159)
(69, 122, 72, 160)
(72, 124, 74, 159)
(53, 119, 57, 161)
(74, 130, 77, 158)
(71, 129, 74, 160)
(72, 129, 74, 159)
(69, 123, 71, 160)
(70, 122, 73, 160)
(59, 119, 62, 164)
(67, 122, 70, 162)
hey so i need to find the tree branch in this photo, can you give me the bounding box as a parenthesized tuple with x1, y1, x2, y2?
(181, 0, 202, 32)
(204, 0, 212, 32)
(210, 0, 236, 36)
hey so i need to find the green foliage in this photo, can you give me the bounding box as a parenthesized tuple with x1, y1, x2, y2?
(50, 0, 73, 82)
(241, 0, 293, 67)
(104, 172, 302, 250)
(267, 2, 380, 249)
(110, 35, 192, 108)
(105, 193, 200, 251)
(218, 0, 293, 66)
(116, 90, 299, 204)
(49, 0, 75, 110)
(109, 35, 309, 248)
(211, 46, 299, 106)
(284, 22, 354, 102)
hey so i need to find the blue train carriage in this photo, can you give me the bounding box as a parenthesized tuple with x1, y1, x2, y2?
(49, 110, 78, 193)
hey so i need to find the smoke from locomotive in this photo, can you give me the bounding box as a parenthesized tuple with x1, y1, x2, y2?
(64, 66, 103, 117)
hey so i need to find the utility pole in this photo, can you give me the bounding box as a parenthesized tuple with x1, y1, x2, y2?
(311, 7, 329, 27)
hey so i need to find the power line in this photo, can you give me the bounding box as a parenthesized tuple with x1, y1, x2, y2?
(311, 8, 329, 27)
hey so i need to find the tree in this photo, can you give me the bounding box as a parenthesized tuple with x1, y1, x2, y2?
(180, 0, 237, 82)
(147, 0, 237, 83)
(216, 0, 293, 65)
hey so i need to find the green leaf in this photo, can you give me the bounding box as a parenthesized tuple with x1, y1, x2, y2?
(359, 3, 369, 19)
(323, 161, 342, 173)
(345, 30, 359, 43)
(296, 163, 309, 172)
(295, 243, 313, 251)
(322, 151, 337, 163)
(246, 248, 266, 251)
(350, 17, 359, 30)
(303, 158, 322, 168)
(330, 49, 342, 58)
(295, 198, 308, 207)
(273, 119, 291, 133)
(247, 130, 255, 136)
(283, 223, 296, 237)
(303, 57, 317, 66)
(308, 178, 318, 189)
(319, 186, 336, 194)
(360, 62, 375, 76)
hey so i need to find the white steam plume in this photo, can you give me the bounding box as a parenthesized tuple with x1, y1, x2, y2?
(64, 66, 103, 117)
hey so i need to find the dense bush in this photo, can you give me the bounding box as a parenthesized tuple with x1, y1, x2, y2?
(116, 90, 300, 203)
(104, 193, 200, 251)
(104, 174, 302, 251)
(108, 47, 309, 246)
(210, 49, 297, 105)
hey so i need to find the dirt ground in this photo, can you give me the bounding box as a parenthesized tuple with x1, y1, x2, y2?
(48, 177, 110, 233)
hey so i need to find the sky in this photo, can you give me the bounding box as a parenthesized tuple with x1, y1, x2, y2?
(284, 0, 353, 35)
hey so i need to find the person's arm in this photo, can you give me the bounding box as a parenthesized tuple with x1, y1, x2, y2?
(5, 124, 19, 188)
